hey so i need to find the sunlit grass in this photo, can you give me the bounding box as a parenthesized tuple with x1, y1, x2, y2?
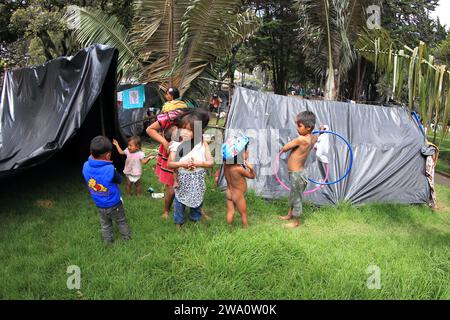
(0, 155, 449, 300)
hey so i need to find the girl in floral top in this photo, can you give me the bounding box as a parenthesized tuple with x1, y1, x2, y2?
(146, 108, 210, 220)
(167, 109, 213, 229)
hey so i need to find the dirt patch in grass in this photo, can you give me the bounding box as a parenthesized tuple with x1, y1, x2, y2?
(35, 200, 54, 209)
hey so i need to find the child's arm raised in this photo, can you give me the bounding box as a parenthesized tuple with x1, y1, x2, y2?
(236, 161, 256, 179)
(236, 166, 256, 179)
(243, 161, 256, 179)
(112, 139, 126, 155)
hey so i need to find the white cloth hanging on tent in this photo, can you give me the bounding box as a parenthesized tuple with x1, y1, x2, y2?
(315, 125, 330, 164)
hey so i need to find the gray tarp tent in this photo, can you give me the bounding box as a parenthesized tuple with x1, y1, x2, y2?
(219, 87, 432, 206)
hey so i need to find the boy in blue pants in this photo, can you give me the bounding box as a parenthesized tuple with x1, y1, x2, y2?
(82, 136, 131, 244)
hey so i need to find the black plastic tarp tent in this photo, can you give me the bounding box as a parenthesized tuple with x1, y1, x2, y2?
(219, 87, 432, 206)
(0, 44, 120, 177)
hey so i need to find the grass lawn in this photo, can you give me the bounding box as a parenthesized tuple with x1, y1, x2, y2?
(0, 150, 449, 300)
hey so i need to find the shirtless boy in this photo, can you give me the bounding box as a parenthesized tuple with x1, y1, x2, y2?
(279, 111, 318, 228)
(223, 136, 256, 229)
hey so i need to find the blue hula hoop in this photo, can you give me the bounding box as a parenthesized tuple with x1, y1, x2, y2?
(307, 130, 354, 186)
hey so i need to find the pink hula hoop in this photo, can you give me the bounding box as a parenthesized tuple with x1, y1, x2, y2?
(274, 151, 329, 195)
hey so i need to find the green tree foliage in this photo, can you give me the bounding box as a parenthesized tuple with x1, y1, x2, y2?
(10, 3, 74, 62)
(434, 33, 450, 66)
(234, 0, 315, 95)
(295, 0, 371, 100)
(2, 0, 447, 104)
(0, 1, 27, 44)
(66, 0, 260, 95)
(381, 0, 446, 48)
(0, 0, 134, 69)
(357, 28, 450, 145)
(352, 1, 449, 107)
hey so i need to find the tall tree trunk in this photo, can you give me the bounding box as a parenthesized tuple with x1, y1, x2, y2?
(225, 43, 242, 86)
(282, 39, 293, 95)
(352, 57, 360, 100)
(271, 46, 278, 92)
(358, 62, 367, 101)
(323, 0, 336, 101)
(228, 64, 235, 87)
(167, 0, 174, 87)
(324, 70, 336, 100)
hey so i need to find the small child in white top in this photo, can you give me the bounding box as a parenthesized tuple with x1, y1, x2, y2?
(164, 126, 193, 188)
(113, 136, 152, 196)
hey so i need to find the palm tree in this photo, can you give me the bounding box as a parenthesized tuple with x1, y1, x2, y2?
(356, 28, 450, 145)
(294, 0, 370, 100)
(66, 0, 260, 95)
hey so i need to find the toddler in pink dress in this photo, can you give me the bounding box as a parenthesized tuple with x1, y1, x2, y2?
(113, 136, 151, 196)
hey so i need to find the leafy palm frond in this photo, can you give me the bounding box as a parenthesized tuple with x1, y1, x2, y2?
(356, 28, 450, 146)
(295, 0, 366, 74)
(66, 1, 259, 96)
(185, 65, 218, 99)
(174, 0, 259, 94)
(408, 47, 418, 108)
(65, 5, 140, 80)
(131, 0, 191, 86)
(441, 89, 450, 144)
(295, 0, 369, 99)
(217, 10, 261, 52)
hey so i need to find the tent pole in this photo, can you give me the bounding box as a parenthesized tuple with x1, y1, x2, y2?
(223, 84, 234, 128)
(215, 94, 221, 126)
(100, 99, 106, 136)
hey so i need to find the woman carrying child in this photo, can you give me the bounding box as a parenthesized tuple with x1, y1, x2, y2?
(161, 87, 188, 113)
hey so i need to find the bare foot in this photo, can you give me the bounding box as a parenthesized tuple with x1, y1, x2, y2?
(278, 214, 292, 221)
(284, 220, 301, 228)
(176, 224, 182, 231)
(202, 210, 211, 221)
(161, 212, 169, 220)
(202, 214, 211, 221)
